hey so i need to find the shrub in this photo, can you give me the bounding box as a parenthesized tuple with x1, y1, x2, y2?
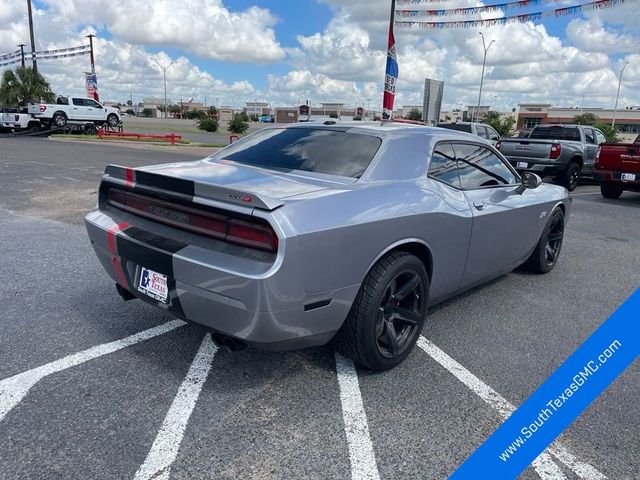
(329, 112, 339, 119)
(353, 116, 363, 121)
(228, 113, 249, 134)
(198, 116, 219, 132)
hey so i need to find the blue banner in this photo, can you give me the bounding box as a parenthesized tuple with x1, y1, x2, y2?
(451, 289, 640, 479)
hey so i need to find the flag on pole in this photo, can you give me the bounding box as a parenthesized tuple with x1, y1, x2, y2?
(383, 30, 398, 119)
(85, 72, 99, 101)
(383, 0, 398, 120)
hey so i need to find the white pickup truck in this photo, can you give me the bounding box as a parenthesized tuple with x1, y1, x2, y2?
(28, 96, 121, 128)
(1, 108, 41, 131)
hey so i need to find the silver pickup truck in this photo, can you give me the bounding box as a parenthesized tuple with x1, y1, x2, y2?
(499, 124, 607, 191)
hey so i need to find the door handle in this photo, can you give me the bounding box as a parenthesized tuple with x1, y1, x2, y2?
(473, 201, 485, 210)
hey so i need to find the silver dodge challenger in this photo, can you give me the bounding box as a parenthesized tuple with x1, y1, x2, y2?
(85, 122, 570, 370)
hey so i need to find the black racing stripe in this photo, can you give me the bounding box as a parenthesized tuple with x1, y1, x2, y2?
(115, 234, 186, 318)
(124, 227, 188, 254)
(135, 171, 195, 197)
(116, 235, 174, 275)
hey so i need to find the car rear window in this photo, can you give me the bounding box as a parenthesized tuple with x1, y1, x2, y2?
(437, 124, 472, 133)
(210, 128, 382, 178)
(529, 126, 581, 141)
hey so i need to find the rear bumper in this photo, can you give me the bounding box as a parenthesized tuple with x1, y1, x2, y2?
(505, 158, 564, 177)
(594, 169, 640, 190)
(85, 209, 358, 351)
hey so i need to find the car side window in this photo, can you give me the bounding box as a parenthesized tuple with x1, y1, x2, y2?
(72, 98, 84, 106)
(476, 126, 488, 139)
(487, 127, 500, 141)
(87, 100, 102, 108)
(428, 143, 460, 189)
(584, 128, 596, 144)
(595, 130, 607, 145)
(454, 143, 517, 190)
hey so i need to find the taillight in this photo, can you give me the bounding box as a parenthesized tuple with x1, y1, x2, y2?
(39, 104, 47, 112)
(227, 219, 278, 252)
(595, 147, 601, 164)
(550, 143, 561, 159)
(106, 188, 278, 252)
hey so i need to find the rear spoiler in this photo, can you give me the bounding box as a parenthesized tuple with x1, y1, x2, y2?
(103, 164, 283, 211)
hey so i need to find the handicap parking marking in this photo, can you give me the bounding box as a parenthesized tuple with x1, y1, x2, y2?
(0, 319, 186, 423)
(416, 336, 606, 480)
(335, 353, 381, 480)
(134, 333, 218, 480)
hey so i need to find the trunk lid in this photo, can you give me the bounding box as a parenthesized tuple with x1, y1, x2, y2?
(597, 142, 640, 173)
(499, 139, 555, 160)
(104, 159, 350, 211)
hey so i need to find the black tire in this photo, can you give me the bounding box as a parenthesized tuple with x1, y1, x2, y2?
(558, 162, 580, 191)
(600, 183, 623, 199)
(106, 114, 119, 127)
(84, 124, 97, 135)
(52, 112, 67, 128)
(334, 251, 429, 371)
(522, 208, 565, 274)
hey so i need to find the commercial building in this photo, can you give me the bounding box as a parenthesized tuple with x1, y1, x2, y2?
(517, 104, 640, 142)
(244, 102, 270, 117)
(423, 79, 444, 125)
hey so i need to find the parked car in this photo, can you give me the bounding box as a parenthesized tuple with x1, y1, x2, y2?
(498, 124, 607, 191)
(85, 123, 570, 370)
(1, 107, 41, 131)
(259, 115, 274, 123)
(436, 121, 501, 146)
(28, 96, 121, 128)
(595, 134, 640, 198)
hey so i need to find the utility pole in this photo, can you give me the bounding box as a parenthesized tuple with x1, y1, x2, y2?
(17, 44, 26, 68)
(26, 0, 37, 73)
(612, 61, 629, 128)
(85, 34, 96, 73)
(151, 58, 174, 119)
(475, 32, 495, 123)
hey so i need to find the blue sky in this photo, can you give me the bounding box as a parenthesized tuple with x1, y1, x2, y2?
(5, 0, 639, 110)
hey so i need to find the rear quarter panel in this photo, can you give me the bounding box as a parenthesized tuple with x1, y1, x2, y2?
(281, 181, 473, 301)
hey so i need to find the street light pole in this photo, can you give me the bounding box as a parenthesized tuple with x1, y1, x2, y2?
(152, 58, 174, 119)
(612, 61, 629, 128)
(475, 32, 495, 123)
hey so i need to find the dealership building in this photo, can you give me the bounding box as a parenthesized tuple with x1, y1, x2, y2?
(517, 104, 640, 141)
(423, 78, 444, 125)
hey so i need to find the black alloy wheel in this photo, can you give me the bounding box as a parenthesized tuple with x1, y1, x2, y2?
(335, 251, 429, 371)
(544, 211, 564, 269)
(375, 272, 425, 358)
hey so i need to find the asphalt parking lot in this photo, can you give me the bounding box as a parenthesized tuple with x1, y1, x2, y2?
(1, 137, 638, 480)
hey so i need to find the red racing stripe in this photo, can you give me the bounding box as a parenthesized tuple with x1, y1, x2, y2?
(124, 167, 134, 188)
(106, 222, 130, 289)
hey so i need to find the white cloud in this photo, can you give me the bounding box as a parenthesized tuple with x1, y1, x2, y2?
(37, 0, 285, 63)
(567, 18, 639, 53)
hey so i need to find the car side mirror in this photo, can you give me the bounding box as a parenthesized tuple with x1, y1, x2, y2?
(518, 172, 542, 193)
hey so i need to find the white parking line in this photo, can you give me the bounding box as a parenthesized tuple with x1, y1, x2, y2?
(0, 320, 186, 423)
(416, 336, 606, 480)
(335, 353, 381, 480)
(134, 333, 218, 480)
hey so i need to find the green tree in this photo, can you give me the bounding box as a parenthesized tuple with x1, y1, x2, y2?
(141, 108, 153, 117)
(184, 109, 206, 120)
(169, 104, 182, 114)
(228, 113, 249, 134)
(573, 112, 598, 125)
(208, 105, 218, 116)
(593, 122, 620, 143)
(198, 116, 219, 132)
(485, 111, 516, 136)
(125, 109, 135, 116)
(406, 108, 423, 121)
(240, 111, 250, 122)
(0, 67, 55, 106)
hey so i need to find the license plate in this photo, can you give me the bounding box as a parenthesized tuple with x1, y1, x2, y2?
(621, 173, 636, 182)
(138, 268, 168, 303)
(517, 162, 528, 168)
